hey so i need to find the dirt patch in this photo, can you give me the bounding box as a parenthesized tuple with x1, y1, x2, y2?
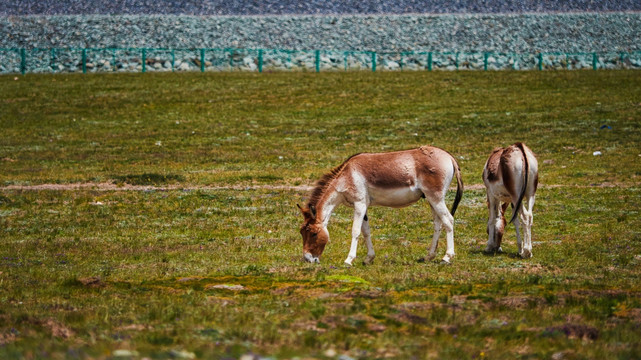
(113, 173, 184, 186)
(567, 289, 637, 298)
(205, 296, 237, 307)
(78, 276, 105, 288)
(374, 347, 402, 359)
(389, 309, 429, 325)
(613, 307, 641, 323)
(116, 324, 150, 331)
(498, 295, 542, 309)
(436, 324, 459, 334)
(206, 284, 246, 291)
(625, 308, 641, 323)
(339, 289, 384, 299)
(290, 320, 328, 333)
(508, 263, 552, 274)
(0, 331, 17, 345)
(1, 182, 635, 192)
(547, 323, 599, 340)
(0, 182, 315, 192)
(289, 287, 339, 300)
(557, 289, 641, 306)
(394, 301, 437, 311)
(43, 318, 75, 339)
(320, 314, 387, 332)
(451, 295, 486, 307)
(270, 284, 305, 296)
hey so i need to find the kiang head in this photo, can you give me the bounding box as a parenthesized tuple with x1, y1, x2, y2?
(486, 200, 508, 248)
(297, 204, 329, 263)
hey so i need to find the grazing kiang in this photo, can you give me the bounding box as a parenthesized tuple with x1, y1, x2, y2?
(482, 142, 538, 258)
(298, 145, 463, 265)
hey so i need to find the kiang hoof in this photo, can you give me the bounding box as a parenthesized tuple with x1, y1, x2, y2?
(417, 255, 438, 263)
(418, 254, 437, 263)
(520, 250, 533, 259)
(362, 256, 375, 266)
(484, 248, 502, 255)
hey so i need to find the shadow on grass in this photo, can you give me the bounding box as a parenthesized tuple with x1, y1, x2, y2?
(469, 247, 524, 259)
(113, 173, 185, 186)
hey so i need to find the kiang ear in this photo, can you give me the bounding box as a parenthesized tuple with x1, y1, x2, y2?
(297, 204, 317, 221)
(297, 204, 313, 220)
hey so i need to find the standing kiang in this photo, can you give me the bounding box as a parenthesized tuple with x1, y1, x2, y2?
(483, 142, 539, 258)
(298, 145, 463, 265)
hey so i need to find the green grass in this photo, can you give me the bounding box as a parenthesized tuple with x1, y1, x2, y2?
(2, 71, 640, 187)
(1, 70, 641, 359)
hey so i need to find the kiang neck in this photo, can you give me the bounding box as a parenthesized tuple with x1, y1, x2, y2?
(316, 188, 341, 229)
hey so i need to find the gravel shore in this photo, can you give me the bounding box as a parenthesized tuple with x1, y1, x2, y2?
(2, 12, 639, 73)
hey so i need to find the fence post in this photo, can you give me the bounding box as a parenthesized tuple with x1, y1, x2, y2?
(287, 50, 292, 70)
(484, 53, 489, 71)
(171, 49, 175, 71)
(371, 52, 377, 72)
(538, 53, 543, 71)
(141, 48, 146, 73)
(427, 52, 432, 71)
(258, 49, 263, 73)
(200, 49, 205, 72)
(111, 48, 116, 72)
(344, 51, 348, 71)
(82, 48, 87, 74)
(50, 48, 56, 72)
(315, 50, 320, 73)
(620, 52, 625, 69)
(20, 48, 26, 75)
(592, 53, 597, 70)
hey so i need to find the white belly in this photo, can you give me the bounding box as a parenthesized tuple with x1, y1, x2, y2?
(368, 186, 424, 208)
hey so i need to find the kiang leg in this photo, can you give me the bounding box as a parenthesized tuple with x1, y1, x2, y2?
(345, 202, 367, 266)
(486, 196, 501, 253)
(427, 203, 442, 261)
(362, 213, 375, 265)
(519, 195, 535, 258)
(514, 206, 523, 256)
(431, 200, 455, 264)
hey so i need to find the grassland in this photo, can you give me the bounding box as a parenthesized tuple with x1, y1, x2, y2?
(1, 70, 640, 359)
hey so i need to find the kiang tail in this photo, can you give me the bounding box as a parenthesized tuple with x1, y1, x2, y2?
(450, 157, 464, 216)
(509, 142, 529, 224)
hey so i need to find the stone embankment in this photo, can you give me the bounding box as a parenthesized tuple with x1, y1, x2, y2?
(1, 13, 640, 73)
(2, 0, 640, 15)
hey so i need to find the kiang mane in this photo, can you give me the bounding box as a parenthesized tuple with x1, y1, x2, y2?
(307, 153, 361, 210)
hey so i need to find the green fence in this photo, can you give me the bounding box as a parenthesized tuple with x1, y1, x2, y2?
(1, 48, 640, 74)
